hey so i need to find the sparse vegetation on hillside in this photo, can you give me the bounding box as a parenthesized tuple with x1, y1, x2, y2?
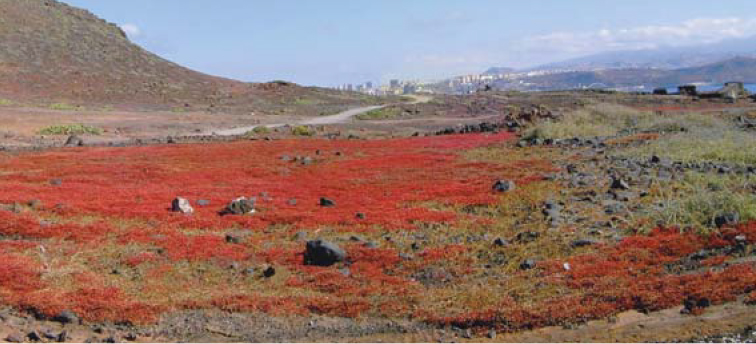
(356, 107, 404, 120)
(48, 103, 82, 111)
(38, 124, 102, 135)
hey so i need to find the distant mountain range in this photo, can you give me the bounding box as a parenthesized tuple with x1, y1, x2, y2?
(496, 57, 756, 91)
(464, 35, 756, 92)
(529, 35, 756, 72)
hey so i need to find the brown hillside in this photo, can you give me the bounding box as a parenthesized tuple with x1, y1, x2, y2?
(0, 0, 376, 113)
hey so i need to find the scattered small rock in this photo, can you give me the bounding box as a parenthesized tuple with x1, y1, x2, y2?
(262, 265, 276, 278)
(196, 199, 211, 207)
(53, 310, 79, 324)
(492, 180, 516, 193)
(294, 231, 308, 241)
(171, 197, 194, 214)
(5, 334, 23, 343)
(27, 331, 42, 342)
(225, 233, 242, 244)
(610, 177, 630, 190)
(222, 197, 256, 215)
(319, 198, 335, 207)
(520, 259, 537, 270)
(572, 238, 599, 248)
(65, 135, 84, 147)
(714, 212, 740, 228)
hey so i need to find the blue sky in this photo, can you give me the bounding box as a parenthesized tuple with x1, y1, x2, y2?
(64, 0, 756, 86)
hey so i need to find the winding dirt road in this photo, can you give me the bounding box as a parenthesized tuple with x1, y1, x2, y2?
(207, 95, 432, 136)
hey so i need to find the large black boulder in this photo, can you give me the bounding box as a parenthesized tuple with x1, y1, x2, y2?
(304, 240, 346, 266)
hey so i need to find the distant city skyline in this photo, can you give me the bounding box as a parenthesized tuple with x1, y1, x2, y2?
(63, 0, 756, 87)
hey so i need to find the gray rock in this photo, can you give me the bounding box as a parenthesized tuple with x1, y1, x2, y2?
(493, 238, 509, 247)
(520, 259, 537, 270)
(572, 238, 599, 248)
(304, 240, 346, 266)
(355, 212, 366, 220)
(287, 199, 298, 206)
(319, 198, 335, 207)
(714, 212, 739, 228)
(50, 179, 63, 186)
(294, 231, 308, 241)
(27, 331, 42, 342)
(610, 177, 630, 190)
(262, 265, 276, 278)
(54, 310, 80, 324)
(603, 201, 626, 215)
(171, 197, 194, 214)
(57, 331, 68, 343)
(196, 199, 210, 207)
(222, 197, 256, 215)
(515, 231, 540, 243)
(5, 334, 23, 343)
(65, 135, 83, 147)
(225, 234, 241, 244)
(492, 180, 516, 193)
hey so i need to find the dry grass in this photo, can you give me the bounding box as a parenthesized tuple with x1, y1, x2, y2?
(650, 173, 756, 233)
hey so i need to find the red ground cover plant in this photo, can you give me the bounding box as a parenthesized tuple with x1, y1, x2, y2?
(0, 132, 549, 323)
(431, 225, 756, 332)
(0, 132, 752, 330)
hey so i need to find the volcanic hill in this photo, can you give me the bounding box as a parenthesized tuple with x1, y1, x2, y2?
(0, 0, 375, 114)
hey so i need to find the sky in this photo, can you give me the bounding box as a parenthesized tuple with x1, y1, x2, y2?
(63, 0, 756, 87)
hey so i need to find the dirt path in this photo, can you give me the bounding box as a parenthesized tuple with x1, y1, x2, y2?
(205, 95, 433, 136)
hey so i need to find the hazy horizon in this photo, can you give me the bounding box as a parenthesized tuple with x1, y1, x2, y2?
(63, 0, 756, 86)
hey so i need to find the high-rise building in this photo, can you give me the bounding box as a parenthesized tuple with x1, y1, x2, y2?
(390, 79, 400, 89)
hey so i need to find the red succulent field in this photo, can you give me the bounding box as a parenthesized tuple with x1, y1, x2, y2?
(0, 132, 754, 336)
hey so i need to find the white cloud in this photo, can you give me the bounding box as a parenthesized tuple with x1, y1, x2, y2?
(517, 17, 756, 57)
(119, 23, 142, 38)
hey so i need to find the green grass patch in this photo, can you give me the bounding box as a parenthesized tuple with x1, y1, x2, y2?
(0, 99, 13, 106)
(651, 173, 756, 233)
(48, 103, 81, 111)
(522, 103, 705, 140)
(356, 107, 403, 120)
(291, 125, 315, 136)
(244, 126, 271, 136)
(293, 97, 318, 106)
(38, 124, 102, 136)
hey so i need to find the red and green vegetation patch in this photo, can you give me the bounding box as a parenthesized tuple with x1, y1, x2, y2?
(0, 132, 544, 323)
(0, 132, 754, 332)
(432, 224, 756, 332)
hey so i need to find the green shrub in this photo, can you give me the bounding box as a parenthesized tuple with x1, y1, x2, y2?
(245, 126, 271, 135)
(48, 103, 80, 111)
(0, 99, 13, 106)
(291, 125, 315, 136)
(38, 124, 102, 136)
